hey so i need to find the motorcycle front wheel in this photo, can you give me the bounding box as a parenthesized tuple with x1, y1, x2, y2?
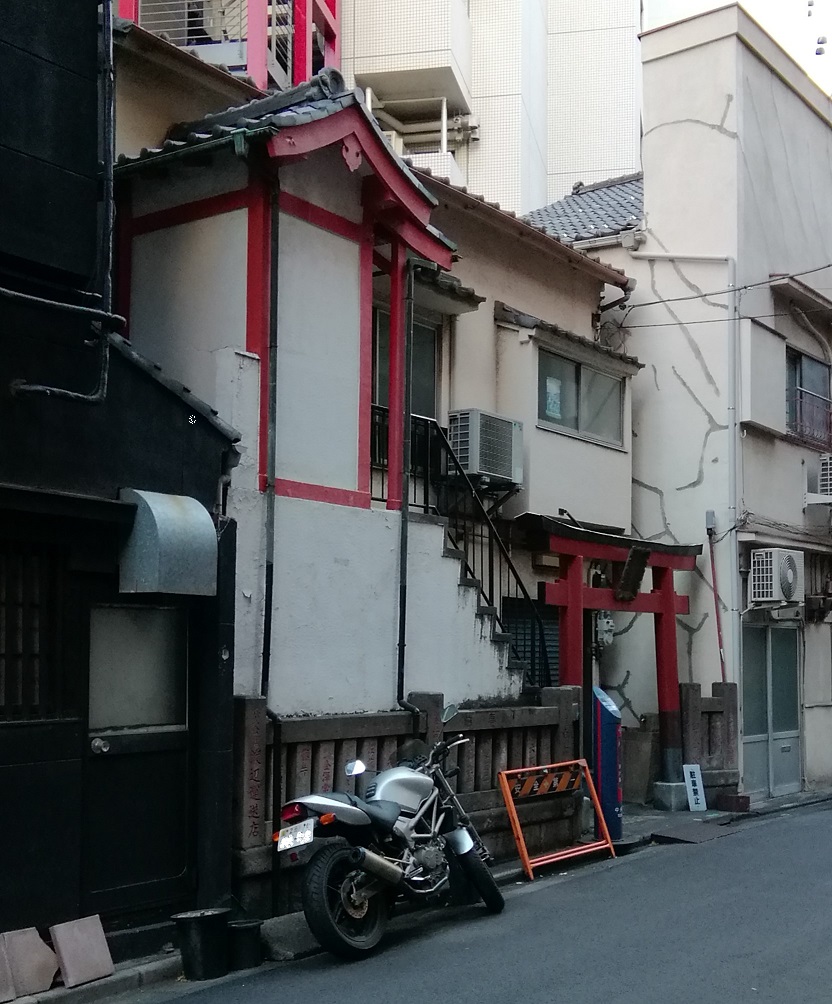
(302, 844, 390, 959)
(457, 848, 505, 913)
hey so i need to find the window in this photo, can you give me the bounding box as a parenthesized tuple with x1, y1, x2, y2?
(787, 348, 832, 444)
(373, 310, 438, 419)
(538, 349, 623, 445)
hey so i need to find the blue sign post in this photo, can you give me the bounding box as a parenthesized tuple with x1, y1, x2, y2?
(592, 687, 623, 842)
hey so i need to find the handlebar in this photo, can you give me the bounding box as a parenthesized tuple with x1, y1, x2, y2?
(428, 734, 469, 765)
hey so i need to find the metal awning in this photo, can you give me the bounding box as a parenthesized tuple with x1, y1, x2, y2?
(118, 489, 217, 595)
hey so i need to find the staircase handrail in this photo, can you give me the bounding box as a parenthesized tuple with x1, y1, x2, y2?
(429, 420, 551, 688)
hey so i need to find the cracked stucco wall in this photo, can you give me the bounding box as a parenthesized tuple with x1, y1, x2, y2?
(599, 10, 832, 790)
(596, 24, 741, 727)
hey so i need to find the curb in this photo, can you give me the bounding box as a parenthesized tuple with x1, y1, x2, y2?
(721, 790, 832, 825)
(16, 957, 183, 1004)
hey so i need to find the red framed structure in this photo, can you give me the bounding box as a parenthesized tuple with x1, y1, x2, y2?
(116, 96, 450, 513)
(519, 516, 702, 784)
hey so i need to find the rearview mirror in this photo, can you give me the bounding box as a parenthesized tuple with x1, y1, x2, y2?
(345, 759, 366, 777)
(441, 704, 459, 724)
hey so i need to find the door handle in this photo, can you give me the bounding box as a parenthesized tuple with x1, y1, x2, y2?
(780, 744, 792, 752)
(91, 738, 111, 754)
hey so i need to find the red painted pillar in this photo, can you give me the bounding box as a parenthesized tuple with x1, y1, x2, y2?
(118, 0, 139, 19)
(386, 240, 406, 510)
(292, 0, 313, 85)
(323, 0, 339, 67)
(653, 566, 683, 782)
(247, 0, 268, 90)
(557, 554, 584, 687)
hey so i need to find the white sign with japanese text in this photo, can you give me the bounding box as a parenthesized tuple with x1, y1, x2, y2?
(683, 763, 707, 812)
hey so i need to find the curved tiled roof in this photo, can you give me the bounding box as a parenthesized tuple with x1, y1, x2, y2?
(410, 163, 632, 289)
(525, 173, 644, 245)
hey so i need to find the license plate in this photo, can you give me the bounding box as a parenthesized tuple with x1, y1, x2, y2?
(277, 818, 315, 852)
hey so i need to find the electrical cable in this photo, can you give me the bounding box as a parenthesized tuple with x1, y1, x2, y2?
(620, 261, 832, 314)
(617, 304, 832, 330)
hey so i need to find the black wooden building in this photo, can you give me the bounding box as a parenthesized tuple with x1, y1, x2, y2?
(0, 2, 239, 956)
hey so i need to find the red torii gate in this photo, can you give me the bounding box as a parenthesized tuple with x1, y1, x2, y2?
(525, 518, 702, 784)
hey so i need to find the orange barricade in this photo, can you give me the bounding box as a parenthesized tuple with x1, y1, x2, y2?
(498, 758, 615, 880)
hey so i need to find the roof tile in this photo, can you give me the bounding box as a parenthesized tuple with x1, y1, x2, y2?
(525, 173, 644, 244)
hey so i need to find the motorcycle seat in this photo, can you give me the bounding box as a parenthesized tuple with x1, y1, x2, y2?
(326, 791, 400, 832)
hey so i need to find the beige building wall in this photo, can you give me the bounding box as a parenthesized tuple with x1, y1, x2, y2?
(428, 196, 636, 530)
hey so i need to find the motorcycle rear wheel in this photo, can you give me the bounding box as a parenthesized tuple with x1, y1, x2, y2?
(302, 844, 390, 959)
(457, 848, 505, 913)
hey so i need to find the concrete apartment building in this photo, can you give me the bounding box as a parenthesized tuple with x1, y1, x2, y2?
(339, 0, 643, 213)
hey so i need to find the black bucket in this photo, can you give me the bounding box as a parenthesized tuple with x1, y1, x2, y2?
(171, 908, 231, 980)
(228, 919, 264, 971)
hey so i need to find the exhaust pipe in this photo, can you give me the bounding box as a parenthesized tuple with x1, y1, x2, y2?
(349, 847, 404, 886)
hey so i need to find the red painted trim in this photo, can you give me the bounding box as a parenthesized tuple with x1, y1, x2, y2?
(312, 0, 337, 36)
(115, 188, 133, 332)
(547, 535, 697, 570)
(292, 0, 312, 86)
(278, 191, 361, 242)
(267, 107, 433, 227)
(247, 0, 268, 90)
(544, 582, 690, 615)
(275, 479, 370, 508)
(358, 212, 374, 495)
(118, 0, 138, 20)
(557, 556, 584, 687)
(386, 240, 406, 509)
(132, 189, 250, 235)
(653, 567, 681, 715)
(378, 216, 453, 271)
(246, 172, 271, 488)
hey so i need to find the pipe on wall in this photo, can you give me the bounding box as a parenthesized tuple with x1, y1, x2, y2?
(260, 175, 280, 700)
(396, 257, 440, 727)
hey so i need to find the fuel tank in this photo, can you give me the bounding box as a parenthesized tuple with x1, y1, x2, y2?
(368, 766, 433, 812)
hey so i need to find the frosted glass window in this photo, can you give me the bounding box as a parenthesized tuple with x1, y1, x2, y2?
(538, 351, 622, 444)
(373, 310, 438, 419)
(89, 606, 187, 730)
(742, 626, 768, 737)
(771, 630, 799, 734)
(581, 369, 623, 443)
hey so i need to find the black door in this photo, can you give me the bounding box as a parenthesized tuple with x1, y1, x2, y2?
(0, 539, 84, 929)
(82, 601, 193, 915)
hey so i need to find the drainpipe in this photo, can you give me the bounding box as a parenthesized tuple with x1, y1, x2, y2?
(261, 176, 280, 699)
(440, 98, 448, 155)
(628, 250, 741, 723)
(396, 258, 440, 728)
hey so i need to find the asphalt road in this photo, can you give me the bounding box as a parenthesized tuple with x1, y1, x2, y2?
(129, 804, 832, 1004)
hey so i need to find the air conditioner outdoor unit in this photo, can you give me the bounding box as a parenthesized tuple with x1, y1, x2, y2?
(448, 408, 523, 486)
(749, 548, 805, 605)
(381, 130, 405, 156)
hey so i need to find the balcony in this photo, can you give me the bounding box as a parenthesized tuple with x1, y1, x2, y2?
(128, 0, 292, 88)
(346, 0, 472, 113)
(788, 388, 832, 449)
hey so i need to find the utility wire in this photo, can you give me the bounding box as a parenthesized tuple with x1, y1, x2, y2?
(617, 305, 831, 330)
(619, 262, 832, 314)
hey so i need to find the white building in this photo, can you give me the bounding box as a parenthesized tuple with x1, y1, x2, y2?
(339, 0, 642, 213)
(530, 5, 832, 801)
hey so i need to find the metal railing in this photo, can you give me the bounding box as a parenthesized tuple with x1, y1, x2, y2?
(137, 0, 292, 84)
(370, 404, 552, 688)
(788, 387, 832, 448)
(139, 0, 247, 48)
(267, 2, 292, 86)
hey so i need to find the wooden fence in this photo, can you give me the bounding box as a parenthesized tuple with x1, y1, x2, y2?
(233, 687, 582, 916)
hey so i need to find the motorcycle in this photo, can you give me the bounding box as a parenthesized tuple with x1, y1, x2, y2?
(275, 705, 504, 958)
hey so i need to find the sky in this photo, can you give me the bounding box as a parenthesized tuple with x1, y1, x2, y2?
(644, 0, 832, 93)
